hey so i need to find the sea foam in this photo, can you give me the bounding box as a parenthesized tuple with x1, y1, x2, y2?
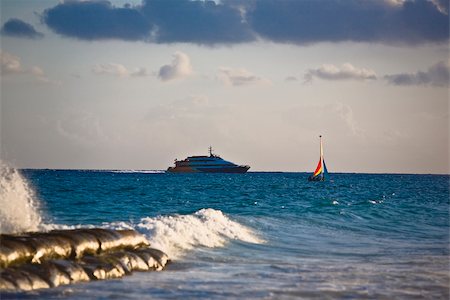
(137, 208, 264, 259)
(0, 161, 43, 234)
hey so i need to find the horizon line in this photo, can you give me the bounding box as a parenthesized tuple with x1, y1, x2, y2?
(18, 168, 450, 176)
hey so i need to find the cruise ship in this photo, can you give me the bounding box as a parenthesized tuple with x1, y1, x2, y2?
(166, 147, 250, 173)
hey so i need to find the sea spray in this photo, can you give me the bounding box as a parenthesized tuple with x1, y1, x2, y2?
(0, 161, 42, 234)
(137, 208, 264, 259)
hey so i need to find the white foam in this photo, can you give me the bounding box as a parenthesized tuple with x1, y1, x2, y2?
(0, 161, 43, 234)
(137, 208, 264, 258)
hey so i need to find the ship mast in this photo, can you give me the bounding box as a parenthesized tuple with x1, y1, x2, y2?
(209, 146, 213, 157)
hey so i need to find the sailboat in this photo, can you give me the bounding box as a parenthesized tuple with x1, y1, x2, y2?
(308, 135, 328, 181)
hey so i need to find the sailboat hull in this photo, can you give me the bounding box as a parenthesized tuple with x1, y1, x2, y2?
(308, 175, 324, 182)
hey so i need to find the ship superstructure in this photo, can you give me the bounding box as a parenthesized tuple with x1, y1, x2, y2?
(167, 147, 250, 173)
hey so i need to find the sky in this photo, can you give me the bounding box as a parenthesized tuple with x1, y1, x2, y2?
(0, 0, 449, 173)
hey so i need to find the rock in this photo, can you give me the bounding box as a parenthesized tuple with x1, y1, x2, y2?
(0, 228, 169, 292)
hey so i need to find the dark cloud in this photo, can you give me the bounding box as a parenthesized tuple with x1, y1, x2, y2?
(141, 0, 254, 44)
(43, 1, 152, 41)
(1, 18, 44, 39)
(248, 0, 448, 45)
(385, 61, 449, 87)
(42, 0, 252, 44)
(41, 0, 448, 45)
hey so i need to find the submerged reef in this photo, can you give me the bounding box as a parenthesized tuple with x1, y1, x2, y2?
(0, 228, 169, 291)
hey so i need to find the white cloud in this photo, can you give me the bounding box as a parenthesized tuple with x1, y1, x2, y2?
(383, 0, 406, 7)
(1, 50, 23, 74)
(304, 63, 377, 83)
(218, 67, 271, 87)
(429, 0, 448, 14)
(0, 50, 58, 84)
(130, 67, 149, 77)
(92, 63, 149, 78)
(92, 63, 130, 77)
(158, 51, 193, 82)
(384, 61, 449, 87)
(30, 66, 45, 76)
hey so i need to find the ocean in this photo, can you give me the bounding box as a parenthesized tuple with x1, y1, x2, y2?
(1, 169, 449, 299)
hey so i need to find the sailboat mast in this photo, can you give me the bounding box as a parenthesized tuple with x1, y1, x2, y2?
(319, 135, 323, 159)
(320, 135, 324, 177)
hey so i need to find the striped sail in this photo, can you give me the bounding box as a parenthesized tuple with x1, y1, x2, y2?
(309, 135, 326, 181)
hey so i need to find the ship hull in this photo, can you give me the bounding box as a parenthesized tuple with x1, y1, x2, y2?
(167, 165, 250, 173)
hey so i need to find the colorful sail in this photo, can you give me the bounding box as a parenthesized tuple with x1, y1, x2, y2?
(308, 135, 326, 181)
(312, 158, 323, 177)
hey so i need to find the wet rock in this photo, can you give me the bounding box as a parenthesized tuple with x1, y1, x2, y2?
(0, 228, 168, 292)
(48, 230, 101, 258)
(135, 248, 169, 271)
(80, 255, 126, 280)
(0, 238, 34, 267)
(51, 260, 90, 283)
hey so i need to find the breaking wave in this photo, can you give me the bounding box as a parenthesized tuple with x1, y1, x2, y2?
(45, 209, 264, 260)
(0, 161, 43, 234)
(137, 208, 264, 259)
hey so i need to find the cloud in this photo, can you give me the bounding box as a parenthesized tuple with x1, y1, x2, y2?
(130, 67, 149, 77)
(158, 52, 192, 82)
(248, 0, 448, 46)
(304, 63, 377, 83)
(141, 0, 254, 44)
(92, 63, 149, 78)
(384, 61, 449, 87)
(43, 1, 152, 41)
(0, 50, 58, 84)
(40, 0, 448, 46)
(429, 0, 449, 14)
(0, 50, 22, 74)
(1, 18, 44, 39)
(92, 63, 130, 77)
(30, 66, 45, 77)
(218, 67, 270, 87)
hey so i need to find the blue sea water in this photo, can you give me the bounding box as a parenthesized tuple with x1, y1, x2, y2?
(5, 170, 450, 299)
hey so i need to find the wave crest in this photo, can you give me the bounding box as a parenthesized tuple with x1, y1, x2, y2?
(137, 208, 264, 258)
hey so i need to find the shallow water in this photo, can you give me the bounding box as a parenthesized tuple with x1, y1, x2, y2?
(2, 170, 449, 299)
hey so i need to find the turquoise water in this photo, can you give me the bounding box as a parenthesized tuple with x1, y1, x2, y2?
(7, 171, 450, 299)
